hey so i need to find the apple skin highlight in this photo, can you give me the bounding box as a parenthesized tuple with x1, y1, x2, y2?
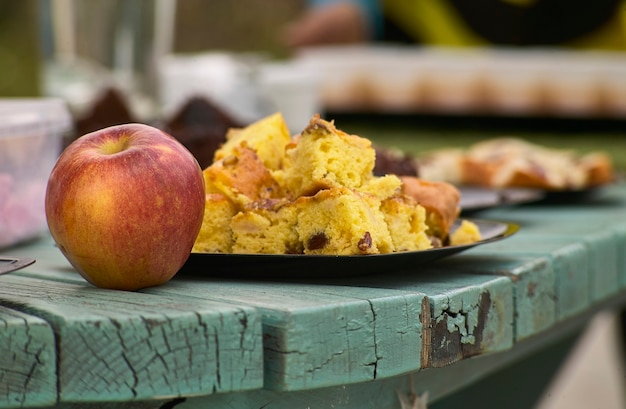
(45, 123, 206, 291)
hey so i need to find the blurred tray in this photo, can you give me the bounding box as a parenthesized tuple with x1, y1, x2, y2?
(460, 186, 545, 213)
(0, 256, 36, 275)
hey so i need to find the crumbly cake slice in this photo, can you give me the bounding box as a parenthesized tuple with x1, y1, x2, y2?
(213, 112, 291, 171)
(295, 187, 393, 255)
(203, 144, 283, 207)
(281, 115, 376, 197)
(359, 174, 403, 200)
(231, 198, 302, 254)
(380, 194, 432, 251)
(192, 193, 236, 253)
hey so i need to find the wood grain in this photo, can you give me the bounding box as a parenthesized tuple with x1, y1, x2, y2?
(147, 279, 426, 391)
(0, 306, 56, 408)
(0, 257, 263, 403)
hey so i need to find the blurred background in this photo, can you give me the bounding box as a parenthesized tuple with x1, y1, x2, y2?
(2, 1, 626, 166)
(3, 0, 626, 127)
(0, 1, 625, 408)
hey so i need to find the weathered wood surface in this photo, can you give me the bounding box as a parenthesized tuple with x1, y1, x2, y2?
(328, 269, 515, 368)
(610, 220, 626, 289)
(0, 184, 625, 407)
(482, 188, 626, 301)
(161, 297, 601, 409)
(0, 241, 264, 404)
(405, 254, 555, 343)
(466, 236, 590, 320)
(147, 278, 427, 391)
(0, 307, 56, 408)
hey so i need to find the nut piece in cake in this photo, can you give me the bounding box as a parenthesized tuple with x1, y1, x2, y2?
(281, 115, 376, 197)
(213, 112, 291, 171)
(203, 144, 283, 207)
(231, 198, 302, 254)
(295, 187, 393, 255)
(192, 193, 236, 253)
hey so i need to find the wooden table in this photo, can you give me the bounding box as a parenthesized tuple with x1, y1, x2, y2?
(1, 183, 625, 409)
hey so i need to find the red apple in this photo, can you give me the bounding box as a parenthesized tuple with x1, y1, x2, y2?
(45, 123, 205, 290)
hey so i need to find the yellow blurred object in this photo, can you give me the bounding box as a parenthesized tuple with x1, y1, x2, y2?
(0, 0, 41, 96)
(450, 220, 483, 246)
(383, 0, 626, 50)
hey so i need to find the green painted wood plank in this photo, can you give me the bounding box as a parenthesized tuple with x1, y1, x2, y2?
(0, 306, 56, 408)
(425, 255, 555, 342)
(482, 205, 622, 302)
(327, 270, 514, 369)
(582, 230, 620, 301)
(34, 401, 165, 409)
(9, 235, 513, 388)
(465, 235, 589, 321)
(174, 303, 593, 409)
(611, 221, 626, 290)
(0, 273, 263, 403)
(8, 237, 426, 391)
(146, 278, 426, 391)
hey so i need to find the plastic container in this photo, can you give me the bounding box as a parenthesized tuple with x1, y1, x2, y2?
(0, 98, 73, 249)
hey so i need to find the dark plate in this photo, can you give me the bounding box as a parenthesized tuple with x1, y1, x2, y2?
(0, 256, 36, 275)
(178, 219, 519, 278)
(539, 186, 606, 204)
(459, 186, 545, 214)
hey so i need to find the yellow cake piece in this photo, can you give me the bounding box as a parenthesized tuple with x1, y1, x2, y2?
(203, 144, 283, 207)
(295, 187, 393, 255)
(213, 112, 291, 171)
(231, 199, 302, 254)
(192, 193, 236, 253)
(449, 220, 482, 246)
(381, 195, 432, 252)
(281, 115, 376, 197)
(192, 112, 456, 256)
(359, 174, 403, 200)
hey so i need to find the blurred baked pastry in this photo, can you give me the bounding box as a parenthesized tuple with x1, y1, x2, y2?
(374, 145, 419, 177)
(415, 148, 465, 184)
(578, 152, 615, 187)
(409, 137, 615, 191)
(162, 96, 242, 169)
(461, 137, 614, 190)
(72, 87, 136, 147)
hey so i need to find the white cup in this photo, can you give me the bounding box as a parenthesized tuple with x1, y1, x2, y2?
(258, 62, 322, 135)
